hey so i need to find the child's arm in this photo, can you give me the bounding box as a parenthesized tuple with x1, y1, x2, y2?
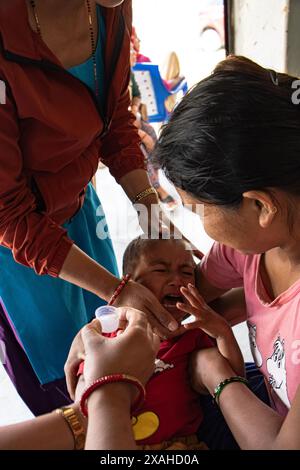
(179, 284, 245, 378)
(213, 326, 245, 378)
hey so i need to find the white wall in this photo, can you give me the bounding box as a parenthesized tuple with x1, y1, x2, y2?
(287, 0, 300, 77)
(232, 0, 289, 71)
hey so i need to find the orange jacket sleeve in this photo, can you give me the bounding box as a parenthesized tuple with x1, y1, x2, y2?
(0, 82, 73, 276)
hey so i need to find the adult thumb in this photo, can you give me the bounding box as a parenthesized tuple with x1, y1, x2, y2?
(81, 321, 104, 351)
(90, 318, 102, 334)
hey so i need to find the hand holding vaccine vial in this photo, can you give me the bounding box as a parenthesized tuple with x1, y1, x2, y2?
(95, 305, 119, 333)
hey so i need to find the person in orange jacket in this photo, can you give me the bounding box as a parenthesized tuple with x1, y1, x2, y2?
(0, 0, 177, 415)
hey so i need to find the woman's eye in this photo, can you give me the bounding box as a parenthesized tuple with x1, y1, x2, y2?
(183, 272, 194, 276)
(153, 268, 166, 273)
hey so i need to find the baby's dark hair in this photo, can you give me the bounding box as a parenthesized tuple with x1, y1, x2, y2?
(122, 236, 150, 274)
(122, 236, 193, 275)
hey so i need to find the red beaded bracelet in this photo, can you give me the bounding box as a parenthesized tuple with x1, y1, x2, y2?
(80, 374, 146, 418)
(108, 274, 131, 306)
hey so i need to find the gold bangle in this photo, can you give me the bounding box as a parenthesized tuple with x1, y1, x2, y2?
(56, 406, 86, 450)
(132, 187, 157, 204)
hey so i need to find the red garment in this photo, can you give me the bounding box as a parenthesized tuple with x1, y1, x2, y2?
(130, 26, 150, 63)
(77, 328, 213, 445)
(136, 53, 151, 63)
(0, 0, 145, 276)
(133, 329, 213, 445)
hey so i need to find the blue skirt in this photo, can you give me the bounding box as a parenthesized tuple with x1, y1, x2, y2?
(0, 184, 119, 384)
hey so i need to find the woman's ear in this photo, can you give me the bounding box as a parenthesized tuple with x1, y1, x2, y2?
(243, 191, 277, 228)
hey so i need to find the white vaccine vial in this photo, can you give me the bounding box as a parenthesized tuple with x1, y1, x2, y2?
(95, 305, 119, 333)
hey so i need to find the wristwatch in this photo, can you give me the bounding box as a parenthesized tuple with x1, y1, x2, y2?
(56, 406, 86, 450)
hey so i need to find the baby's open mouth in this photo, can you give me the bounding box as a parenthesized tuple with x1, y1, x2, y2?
(162, 294, 184, 309)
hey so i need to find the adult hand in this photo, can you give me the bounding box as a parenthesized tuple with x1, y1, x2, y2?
(134, 193, 180, 237)
(178, 283, 230, 339)
(135, 198, 204, 257)
(64, 318, 102, 400)
(134, 198, 167, 238)
(81, 307, 160, 386)
(65, 308, 161, 400)
(114, 280, 178, 337)
(114, 281, 178, 338)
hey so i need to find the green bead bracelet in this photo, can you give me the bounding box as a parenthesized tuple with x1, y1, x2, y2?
(213, 376, 249, 406)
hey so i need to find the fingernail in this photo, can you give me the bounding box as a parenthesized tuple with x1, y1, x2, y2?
(168, 320, 178, 331)
(188, 283, 194, 289)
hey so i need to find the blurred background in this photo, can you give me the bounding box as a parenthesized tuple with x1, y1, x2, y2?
(133, 0, 226, 89)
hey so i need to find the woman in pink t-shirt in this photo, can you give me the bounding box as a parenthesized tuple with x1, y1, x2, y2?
(153, 55, 300, 449)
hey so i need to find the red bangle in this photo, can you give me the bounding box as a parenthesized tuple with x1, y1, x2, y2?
(80, 374, 146, 418)
(108, 274, 131, 306)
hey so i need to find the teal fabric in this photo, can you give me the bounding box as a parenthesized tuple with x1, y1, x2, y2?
(0, 184, 119, 384)
(0, 8, 119, 384)
(68, 6, 106, 106)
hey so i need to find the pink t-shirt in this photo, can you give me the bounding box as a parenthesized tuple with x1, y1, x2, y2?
(201, 242, 300, 416)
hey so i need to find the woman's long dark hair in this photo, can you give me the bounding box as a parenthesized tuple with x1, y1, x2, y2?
(153, 56, 300, 207)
